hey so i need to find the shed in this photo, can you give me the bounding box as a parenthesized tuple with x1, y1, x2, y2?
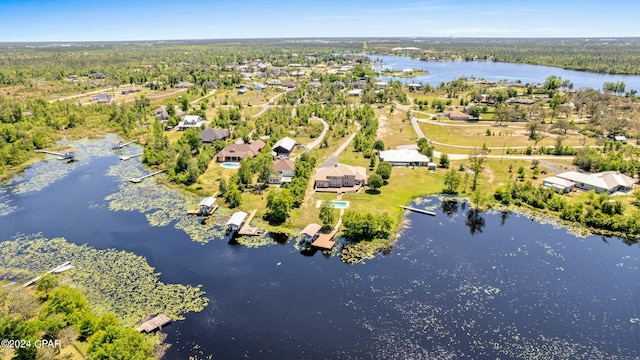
(272, 137, 296, 155)
(227, 211, 248, 232)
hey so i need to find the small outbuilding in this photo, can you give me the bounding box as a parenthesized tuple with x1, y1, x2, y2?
(226, 211, 248, 232)
(300, 223, 322, 242)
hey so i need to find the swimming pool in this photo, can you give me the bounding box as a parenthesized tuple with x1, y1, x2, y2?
(330, 200, 349, 209)
(220, 162, 240, 169)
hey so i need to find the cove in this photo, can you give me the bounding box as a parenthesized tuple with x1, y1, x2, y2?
(372, 54, 640, 92)
(0, 141, 638, 359)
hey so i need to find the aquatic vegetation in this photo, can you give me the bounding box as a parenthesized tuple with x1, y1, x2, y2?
(0, 187, 15, 216)
(235, 234, 279, 248)
(10, 136, 117, 194)
(105, 159, 227, 243)
(340, 240, 392, 264)
(0, 234, 208, 327)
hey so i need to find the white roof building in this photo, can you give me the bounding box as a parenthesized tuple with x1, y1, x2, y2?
(272, 136, 296, 154)
(226, 211, 248, 230)
(379, 149, 430, 166)
(544, 171, 637, 194)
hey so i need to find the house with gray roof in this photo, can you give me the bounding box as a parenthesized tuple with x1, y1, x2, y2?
(200, 128, 230, 143)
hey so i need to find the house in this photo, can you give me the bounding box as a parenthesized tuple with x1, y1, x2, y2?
(215, 140, 266, 162)
(199, 128, 230, 143)
(272, 136, 296, 157)
(613, 135, 627, 143)
(407, 83, 423, 90)
(226, 211, 247, 232)
(300, 223, 322, 242)
(314, 163, 367, 191)
(267, 79, 281, 86)
(88, 73, 106, 79)
(177, 115, 205, 130)
(153, 106, 170, 121)
(402, 68, 414, 75)
(269, 159, 295, 184)
(282, 81, 297, 89)
(90, 93, 112, 103)
(375, 81, 389, 88)
(175, 82, 193, 88)
(351, 80, 367, 89)
(443, 110, 472, 121)
(203, 81, 219, 90)
(121, 88, 142, 95)
(543, 171, 637, 194)
(379, 149, 430, 167)
(348, 89, 362, 97)
(542, 176, 577, 193)
(253, 82, 267, 90)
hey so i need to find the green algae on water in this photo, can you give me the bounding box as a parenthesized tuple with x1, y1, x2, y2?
(0, 234, 208, 327)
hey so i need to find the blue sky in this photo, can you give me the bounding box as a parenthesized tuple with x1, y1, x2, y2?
(1, 0, 638, 41)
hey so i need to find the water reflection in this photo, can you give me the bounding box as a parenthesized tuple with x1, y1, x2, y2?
(465, 209, 486, 235)
(440, 199, 459, 217)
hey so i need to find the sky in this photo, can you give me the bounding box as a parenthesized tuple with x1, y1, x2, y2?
(0, 0, 638, 42)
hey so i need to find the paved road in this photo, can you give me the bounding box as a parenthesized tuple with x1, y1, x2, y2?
(304, 117, 329, 152)
(319, 122, 361, 168)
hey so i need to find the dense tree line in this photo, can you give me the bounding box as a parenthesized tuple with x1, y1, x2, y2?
(341, 211, 394, 241)
(0, 283, 152, 359)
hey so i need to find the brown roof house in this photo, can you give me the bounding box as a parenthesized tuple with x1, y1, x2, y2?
(314, 163, 367, 193)
(269, 158, 296, 184)
(443, 110, 472, 121)
(215, 140, 266, 163)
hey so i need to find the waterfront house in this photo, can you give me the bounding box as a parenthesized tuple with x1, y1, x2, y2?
(543, 171, 637, 194)
(215, 140, 266, 163)
(314, 163, 367, 192)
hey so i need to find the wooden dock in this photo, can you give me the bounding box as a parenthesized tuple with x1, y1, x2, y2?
(35, 149, 75, 161)
(120, 152, 143, 161)
(137, 314, 171, 333)
(399, 205, 436, 216)
(112, 139, 137, 150)
(129, 169, 166, 183)
(22, 262, 75, 287)
(237, 209, 266, 236)
(311, 217, 342, 250)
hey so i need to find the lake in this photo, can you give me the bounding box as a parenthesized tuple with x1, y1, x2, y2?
(372, 55, 640, 92)
(0, 138, 638, 359)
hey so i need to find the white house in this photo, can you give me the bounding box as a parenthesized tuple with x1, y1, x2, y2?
(177, 115, 205, 130)
(379, 149, 430, 167)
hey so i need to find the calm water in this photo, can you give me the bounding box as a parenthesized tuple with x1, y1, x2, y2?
(1, 144, 639, 358)
(373, 55, 640, 92)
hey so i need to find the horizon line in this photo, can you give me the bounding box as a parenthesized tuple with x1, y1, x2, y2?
(2, 36, 640, 44)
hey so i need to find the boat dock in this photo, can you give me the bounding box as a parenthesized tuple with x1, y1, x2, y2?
(129, 169, 166, 183)
(399, 205, 436, 216)
(238, 209, 266, 236)
(137, 314, 171, 333)
(112, 139, 137, 150)
(311, 217, 342, 250)
(120, 152, 143, 161)
(188, 193, 219, 215)
(35, 149, 76, 161)
(22, 262, 75, 287)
